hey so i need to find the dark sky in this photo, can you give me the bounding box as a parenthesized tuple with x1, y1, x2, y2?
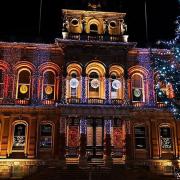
(0, 0, 179, 47)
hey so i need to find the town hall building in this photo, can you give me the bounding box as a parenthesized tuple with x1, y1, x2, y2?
(0, 1, 179, 178)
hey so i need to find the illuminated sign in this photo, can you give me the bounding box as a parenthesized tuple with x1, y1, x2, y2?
(112, 80, 121, 90)
(20, 85, 28, 94)
(133, 88, 141, 97)
(70, 78, 79, 88)
(91, 79, 99, 89)
(45, 85, 53, 95)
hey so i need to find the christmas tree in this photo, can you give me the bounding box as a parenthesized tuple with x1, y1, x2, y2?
(153, 6, 180, 119)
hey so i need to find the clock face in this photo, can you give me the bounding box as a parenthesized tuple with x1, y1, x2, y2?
(134, 88, 141, 97)
(20, 85, 28, 94)
(158, 91, 163, 97)
(70, 78, 79, 88)
(91, 79, 100, 89)
(112, 80, 121, 90)
(45, 85, 53, 95)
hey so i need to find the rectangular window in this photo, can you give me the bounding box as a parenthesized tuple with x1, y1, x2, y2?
(39, 124, 52, 149)
(135, 126, 146, 149)
(13, 124, 26, 151)
(160, 127, 172, 150)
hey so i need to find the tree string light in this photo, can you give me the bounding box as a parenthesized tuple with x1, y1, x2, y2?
(153, 12, 180, 119)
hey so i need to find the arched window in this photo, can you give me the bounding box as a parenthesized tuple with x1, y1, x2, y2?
(17, 69, 31, 99)
(67, 63, 82, 101)
(89, 71, 100, 98)
(69, 71, 79, 98)
(42, 71, 55, 100)
(90, 24, 98, 34)
(13, 123, 26, 151)
(110, 73, 122, 99)
(134, 126, 146, 149)
(131, 74, 144, 102)
(39, 124, 52, 149)
(160, 126, 172, 150)
(86, 62, 106, 101)
(0, 69, 4, 99)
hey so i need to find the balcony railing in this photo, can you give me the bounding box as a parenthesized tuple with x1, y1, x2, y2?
(15, 99, 30, 105)
(132, 101, 145, 107)
(110, 99, 124, 105)
(67, 33, 124, 42)
(41, 99, 55, 105)
(87, 98, 105, 104)
(0, 97, 172, 109)
(156, 102, 167, 108)
(67, 98, 81, 104)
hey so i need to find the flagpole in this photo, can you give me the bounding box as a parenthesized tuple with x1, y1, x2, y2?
(144, 0, 149, 46)
(38, 0, 43, 36)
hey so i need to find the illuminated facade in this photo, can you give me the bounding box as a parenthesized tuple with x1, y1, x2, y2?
(0, 5, 179, 178)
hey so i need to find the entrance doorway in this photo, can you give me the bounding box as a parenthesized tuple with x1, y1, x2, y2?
(86, 118, 104, 158)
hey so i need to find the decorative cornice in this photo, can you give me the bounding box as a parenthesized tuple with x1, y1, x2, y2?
(62, 9, 126, 19)
(55, 38, 137, 50)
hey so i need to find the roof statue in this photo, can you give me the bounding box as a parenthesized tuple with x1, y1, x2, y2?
(88, 0, 101, 11)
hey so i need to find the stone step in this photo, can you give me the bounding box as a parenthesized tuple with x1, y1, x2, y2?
(89, 158, 105, 165)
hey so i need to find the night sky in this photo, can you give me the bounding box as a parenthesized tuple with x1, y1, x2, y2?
(0, 0, 179, 47)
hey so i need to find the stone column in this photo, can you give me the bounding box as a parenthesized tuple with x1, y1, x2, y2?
(123, 69, 130, 106)
(61, 70, 67, 104)
(31, 72, 39, 105)
(122, 120, 126, 160)
(104, 119, 112, 167)
(0, 116, 10, 158)
(81, 75, 86, 104)
(6, 72, 15, 104)
(125, 120, 132, 160)
(56, 75, 61, 102)
(105, 75, 110, 104)
(79, 118, 88, 168)
(59, 117, 66, 167)
(150, 119, 160, 159)
(27, 116, 37, 158)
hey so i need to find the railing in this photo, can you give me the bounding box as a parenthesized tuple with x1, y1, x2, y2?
(110, 99, 124, 105)
(156, 102, 167, 108)
(67, 33, 124, 42)
(15, 99, 30, 105)
(88, 34, 103, 41)
(67, 98, 81, 104)
(0, 97, 172, 109)
(66, 98, 105, 104)
(132, 101, 145, 107)
(41, 99, 55, 105)
(68, 33, 80, 40)
(87, 98, 105, 104)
